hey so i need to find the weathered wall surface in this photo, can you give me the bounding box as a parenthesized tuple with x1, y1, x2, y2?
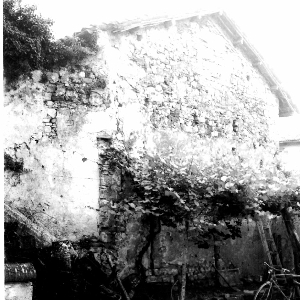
(4, 16, 281, 280)
(4, 66, 113, 241)
(100, 17, 279, 146)
(220, 219, 264, 277)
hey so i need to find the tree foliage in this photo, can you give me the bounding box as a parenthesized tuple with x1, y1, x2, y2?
(3, 0, 53, 82)
(3, 0, 99, 84)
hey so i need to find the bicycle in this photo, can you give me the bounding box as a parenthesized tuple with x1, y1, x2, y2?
(254, 262, 300, 300)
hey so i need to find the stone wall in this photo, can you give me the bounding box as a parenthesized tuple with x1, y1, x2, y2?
(99, 17, 279, 146)
(4, 66, 112, 241)
(4, 15, 282, 280)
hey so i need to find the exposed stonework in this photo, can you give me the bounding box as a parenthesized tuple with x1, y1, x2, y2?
(4, 14, 288, 282)
(100, 18, 279, 147)
(4, 65, 112, 241)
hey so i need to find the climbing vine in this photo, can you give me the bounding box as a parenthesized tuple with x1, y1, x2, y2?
(103, 132, 300, 246)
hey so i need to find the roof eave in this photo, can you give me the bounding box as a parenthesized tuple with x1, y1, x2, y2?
(279, 139, 300, 145)
(210, 11, 299, 117)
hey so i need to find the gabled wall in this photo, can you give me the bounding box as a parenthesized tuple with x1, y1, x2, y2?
(99, 17, 279, 145)
(4, 16, 281, 279)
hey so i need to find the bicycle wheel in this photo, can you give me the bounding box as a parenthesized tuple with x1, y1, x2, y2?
(254, 282, 273, 300)
(256, 283, 294, 300)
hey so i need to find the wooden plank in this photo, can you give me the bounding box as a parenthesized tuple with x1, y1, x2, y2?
(266, 226, 283, 268)
(270, 85, 279, 91)
(257, 218, 283, 272)
(233, 38, 243, 46)
(256, 220, 273, 266)
(252, 60, 262, 67)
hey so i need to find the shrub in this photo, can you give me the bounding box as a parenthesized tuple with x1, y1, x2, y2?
(45, 35, 98, 68)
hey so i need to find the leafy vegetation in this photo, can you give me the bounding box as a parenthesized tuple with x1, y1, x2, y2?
(3, 0, 99, 84)
(102, 131, 300, 286)
(102, 131, 300, 275)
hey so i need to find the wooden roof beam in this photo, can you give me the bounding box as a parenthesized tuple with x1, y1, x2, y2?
(253, 60, 263, 67)
(270, 85, 279, 92)
(233, 37, 244, 46)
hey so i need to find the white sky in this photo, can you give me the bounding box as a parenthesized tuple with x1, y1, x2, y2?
(21, 0, 300, 116)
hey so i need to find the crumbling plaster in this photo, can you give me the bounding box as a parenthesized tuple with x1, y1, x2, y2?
(4, 67, 116, 240)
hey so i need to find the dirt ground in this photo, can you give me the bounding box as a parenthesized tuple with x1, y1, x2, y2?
(132, 282, 259, 300)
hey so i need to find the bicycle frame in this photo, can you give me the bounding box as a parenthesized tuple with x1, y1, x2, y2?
(269, 277, 293, 299)
(254, 263, 300, 300)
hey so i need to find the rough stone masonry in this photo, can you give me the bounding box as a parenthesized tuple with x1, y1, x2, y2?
(4, 13, 284, 283)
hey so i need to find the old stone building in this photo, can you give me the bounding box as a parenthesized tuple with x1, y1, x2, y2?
(4, 10, 299, 291)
